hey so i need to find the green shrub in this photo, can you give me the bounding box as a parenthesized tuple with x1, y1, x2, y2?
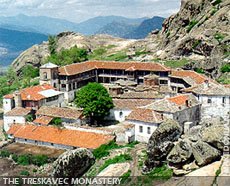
(20, 170, 30, 176)
(163, 59, 189, 68)
(195, 68, 205, 74)
(51, 117, 62, 126)
(0, 150, 10, 158)
(211, 8, 218, 15)
(17, 155, 31, 166)
(99, 154, 132, 172)
(213, 0, 222, 6)
(104, 52, 128, 61)
(33, 168, 37, 173)
(120, 170, 131, 184)
(221, 64, 230, 73)
(187, 20, 198, 32)
(26, 114, 34, 122)
(31, 155, 49, 166)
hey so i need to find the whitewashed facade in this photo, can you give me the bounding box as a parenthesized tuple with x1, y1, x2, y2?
(109, 109, 132, 122)
(3, 115, 26, 132)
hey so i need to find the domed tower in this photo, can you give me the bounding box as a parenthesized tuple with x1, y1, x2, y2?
(40, 62, 59, 89)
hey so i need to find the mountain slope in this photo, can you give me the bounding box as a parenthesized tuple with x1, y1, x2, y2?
(95, 21, 138, 38)
(0, 27, 47, 66)
(124, 16, 165, 39)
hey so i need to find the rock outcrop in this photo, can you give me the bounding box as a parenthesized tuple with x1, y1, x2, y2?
(167, 139, 192, 164)
(192, 140, 221, 166)
(143, 119, 182, 172)
(52, 148, 95, 178)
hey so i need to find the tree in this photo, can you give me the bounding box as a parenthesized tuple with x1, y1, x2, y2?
(75, 83, 114, 125)
(51, 117, 62, 127)
(48, 35, 57, 55)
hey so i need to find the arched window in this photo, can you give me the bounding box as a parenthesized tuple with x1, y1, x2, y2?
(119, 111, 123, 118)
(43, 72, 47, 80)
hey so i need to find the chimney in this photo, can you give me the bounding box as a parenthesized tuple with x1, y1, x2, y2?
(14, 91, 22, 107)
(204, 79, 209, 88)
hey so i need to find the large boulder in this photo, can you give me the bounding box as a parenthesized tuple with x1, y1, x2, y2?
(200, 119, 228, 151)
(192, 140, 221, 166)
(52, 148, 95, 178)
(143, 119, 182, 172)
(167, 139, 192, 164)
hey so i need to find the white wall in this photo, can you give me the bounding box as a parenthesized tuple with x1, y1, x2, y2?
(64, 90, 76, 103)
(3, 98, 14, 113)
(109, 109, 132, 122)
(198, 95, 230, 121)
(3, 116, 26, 132)
(127, 120, 159, 143)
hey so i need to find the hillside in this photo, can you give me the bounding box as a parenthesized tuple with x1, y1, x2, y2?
(0, 28, 47, 66)
(124, 16, 165, 39)
(10, 0, 230, 83)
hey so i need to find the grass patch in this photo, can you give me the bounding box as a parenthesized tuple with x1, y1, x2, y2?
(221, 64, 230, 73)
(194, 68, 205, 74)
(120, 170, 131, 184)
(103, 51, 128, 61)
(88, 47, 107, 60)
(0, 150, 50, 166)
(99, 154, 132, 172)
(211, 7, 218, 15)
(146, 164, 173, 180)
(93, 141, 139, 159)
(162, 59, 189, 68)
(20, 170, 30, 176)
(187, 20, 198, 32)
(192, 40, 202, 49)
(214, 33, 225, 42)
(135, 50, 152, 57)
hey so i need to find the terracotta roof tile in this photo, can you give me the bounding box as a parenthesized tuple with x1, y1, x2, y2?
(5, 107, 31, 116)
(3, 94, 14, 99)
(4, 84, 56, 101)
(36, 106, 83, 119)
(167, 94, 189, 106)
(113, 91, 163, 99)
(170, 70, 207, 85)
(59, 61, 170, 76)
(127, 108, 163, 123)
(33, 116, 53, 125)
(7, 124, 114, 149)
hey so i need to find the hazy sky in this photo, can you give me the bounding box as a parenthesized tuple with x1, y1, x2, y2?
(0, 0, 181, 23)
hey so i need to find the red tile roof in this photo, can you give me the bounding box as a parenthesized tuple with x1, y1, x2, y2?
(36, 106, 83, 119)
(5, 107, 31, 116)
(33, 116, 53, 125)
(7, 124, 114, 149)
(59, 61, 170, 76)
(4, 84, 55, 101)
(3, 94, 14, 99)
(127, 108, 163, 123)
(167, 94, 189, 106)
(170, 70, 207, 85)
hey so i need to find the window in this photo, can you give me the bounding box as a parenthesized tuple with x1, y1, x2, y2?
(222, 97, 226, 104)
(119, 111, 123, 118)
(13, 120, 16, 123)
(46, 96, 59, 102)
(53, 83, 57, 88)
(139, 126, 143, 133)
(43, 72, 47, 80)
(207, 98, 212, 104)
(147, 127, 151, 134)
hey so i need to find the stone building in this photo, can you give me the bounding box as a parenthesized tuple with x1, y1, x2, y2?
(39, 61, 170, 102)
(183, 81, 230, 121)
(3, 107, 31, 131)
(3, 84, 64, 113)
(35, 106, 84, 126)
(7, 124, 114, 150)
(126, 108, 164, 143)
(143, 94, 201, 131)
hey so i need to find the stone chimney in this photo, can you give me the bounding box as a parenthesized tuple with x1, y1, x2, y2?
(14, 91, 22, 107)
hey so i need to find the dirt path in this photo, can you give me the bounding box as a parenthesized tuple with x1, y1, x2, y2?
(130, 143, 147, 176)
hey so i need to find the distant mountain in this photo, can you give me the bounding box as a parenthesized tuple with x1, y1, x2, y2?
(0, 14, 147, 35)
(78, 16, 147, 35)
(124, 16, 165, 39)
(0, 14, 78, 35)
(95, 21, 137, 38)
(0, 27, 47, 66)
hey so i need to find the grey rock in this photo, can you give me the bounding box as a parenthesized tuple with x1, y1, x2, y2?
(52, 148, 95, 178)
(167, 139, 192, 164)
(143, 119, 182, 172)
(182, 161, 199, 171)
(192, 140, 221, 166)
